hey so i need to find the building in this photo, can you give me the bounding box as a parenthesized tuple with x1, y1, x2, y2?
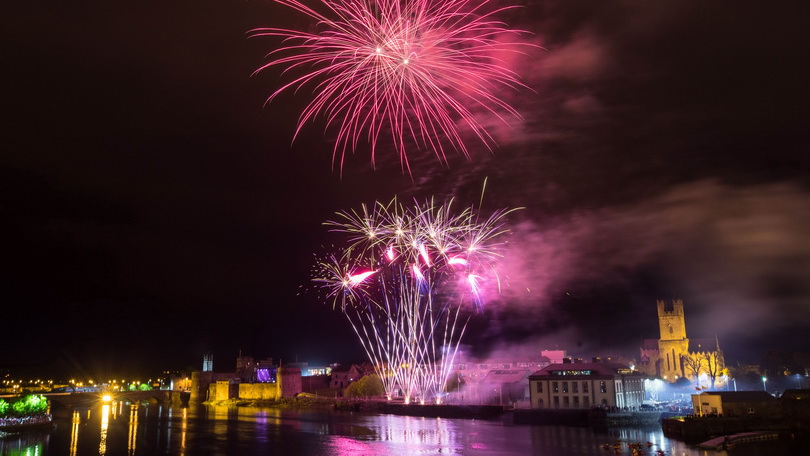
(638, 300, 726, 387)
(455, 355, 551, 385)
(691, 391, 778, 417)
(330, 364, 363, 389)
(478, 369, 531, 406)
(190, 355, 301, 402)
(528, 361, 645, 410)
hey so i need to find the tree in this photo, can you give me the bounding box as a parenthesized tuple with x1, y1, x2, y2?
(682, 354, 703, 386)
(702, 351, 724, 389)
(344, 375, 385, 398)
(0, 399, 8, 416)
(9, 395, 48, 415)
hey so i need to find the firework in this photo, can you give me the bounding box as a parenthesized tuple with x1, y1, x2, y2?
(251, 0, 531, 173)
(313, 198, 513, 404)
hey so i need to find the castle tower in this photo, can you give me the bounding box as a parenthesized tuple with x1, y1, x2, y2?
(657, 299, 689, 381)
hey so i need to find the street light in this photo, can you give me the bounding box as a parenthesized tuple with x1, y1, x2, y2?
(762, 376, 767, 392)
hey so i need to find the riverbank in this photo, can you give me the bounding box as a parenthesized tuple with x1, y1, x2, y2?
(203, 397, 506, 418)
(203, 396, 337, 409)
(663, 415, 810, 442)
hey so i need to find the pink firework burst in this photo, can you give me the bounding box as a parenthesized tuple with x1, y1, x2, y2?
(251, 0, 532, 173)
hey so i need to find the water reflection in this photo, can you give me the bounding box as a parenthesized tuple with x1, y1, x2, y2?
(127, 405, 138, 455)
(1, 403, 805, 455)
(98, 404, 109, 455)
(0, 433, 48, 456)
(180, 406, 187, 454)
(69, 410, 80, 456)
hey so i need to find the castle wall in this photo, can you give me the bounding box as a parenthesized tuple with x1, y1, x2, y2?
(190, 371, 212, 402)
(238, 383, 280, 400)
(213, 380, 237, 401)
(279, 367, 302, 398)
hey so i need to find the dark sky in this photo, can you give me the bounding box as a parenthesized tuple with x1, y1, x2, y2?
(2, 0, 808, 378)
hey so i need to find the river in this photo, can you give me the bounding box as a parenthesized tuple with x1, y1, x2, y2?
(0, 403, 806, 455)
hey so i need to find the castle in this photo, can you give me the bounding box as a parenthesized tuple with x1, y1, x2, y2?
(639, 300, 726, 389)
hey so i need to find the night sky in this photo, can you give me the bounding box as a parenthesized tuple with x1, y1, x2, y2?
(3, 1, 808, 378)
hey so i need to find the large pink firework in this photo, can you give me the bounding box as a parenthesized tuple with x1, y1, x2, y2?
(251, 0, 530, 173)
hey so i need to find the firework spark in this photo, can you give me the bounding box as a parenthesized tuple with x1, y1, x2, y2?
(313, 198, 513, 403)
(251, 0, 532, 173)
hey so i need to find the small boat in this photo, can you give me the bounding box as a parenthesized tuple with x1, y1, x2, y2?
(0, 414, 54, 435)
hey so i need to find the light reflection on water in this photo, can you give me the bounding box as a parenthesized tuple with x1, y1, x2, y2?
(0, 403, 807, 455)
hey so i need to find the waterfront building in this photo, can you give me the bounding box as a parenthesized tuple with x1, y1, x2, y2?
(638, 300, 726, 388)
(691, 391, 778, 417)
(190, 355, 302, 402)
(478, 369, 531, 406)
(528, 360, 645, 409)
(330, 364, 363, 389)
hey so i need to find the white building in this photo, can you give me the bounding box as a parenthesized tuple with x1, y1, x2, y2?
(528, 361, 645, 409)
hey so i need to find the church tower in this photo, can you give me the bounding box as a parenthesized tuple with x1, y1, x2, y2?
(657, 299, 689, 381)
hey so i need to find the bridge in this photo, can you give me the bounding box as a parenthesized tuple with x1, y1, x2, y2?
(40, 390, 189, 407)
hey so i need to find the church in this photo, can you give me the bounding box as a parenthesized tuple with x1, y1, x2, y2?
(638, 300, 726, 389)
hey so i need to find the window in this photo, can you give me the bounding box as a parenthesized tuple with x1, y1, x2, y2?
(600, 381, 607, 393)
(502, 364, 511, 369)
(747, 407, 755, 414)
(536, 382, 543, 393)
(573, 396, 580, 407)
(537, 399, 544, 409)
(553, 396, 560, 408)
(572, 382, 579, 393)
(552, 382, 559, 393)
(563, 396, 570, 408)
(584, 396, 590, 407)
(583, 382, 589, 393)
(562, 382, 568, 393)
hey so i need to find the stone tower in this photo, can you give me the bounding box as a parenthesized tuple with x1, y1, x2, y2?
(657, 299, 689, 381)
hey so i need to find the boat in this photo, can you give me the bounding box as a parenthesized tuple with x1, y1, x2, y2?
(0, 414, 54, 435)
